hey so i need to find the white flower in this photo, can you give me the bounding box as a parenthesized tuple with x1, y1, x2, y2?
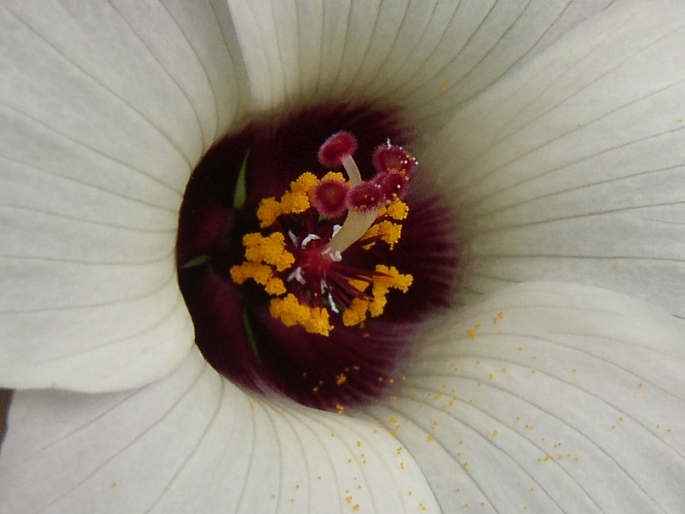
(2, 0, 685, 512)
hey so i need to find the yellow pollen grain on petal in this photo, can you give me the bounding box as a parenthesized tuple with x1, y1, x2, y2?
(256, 197, 282, 228)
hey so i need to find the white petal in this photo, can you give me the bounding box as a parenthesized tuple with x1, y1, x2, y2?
(225, 0, 611, 133)
(0, 1, 246, 391)
(426, 0, 685, 317)
(0, 348, 439, 514)
(360, 282, 685, 513)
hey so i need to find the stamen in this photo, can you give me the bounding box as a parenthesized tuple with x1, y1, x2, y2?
(229, 132, 416, 336)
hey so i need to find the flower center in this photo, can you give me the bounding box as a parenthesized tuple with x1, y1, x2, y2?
(176, 103, 463, 411)
(230, 132, 415, 337)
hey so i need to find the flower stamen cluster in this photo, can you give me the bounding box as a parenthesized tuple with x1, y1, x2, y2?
(230, 133, 415, 335)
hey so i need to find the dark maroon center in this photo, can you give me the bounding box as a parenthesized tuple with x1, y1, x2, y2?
(176, 103, 464, 411)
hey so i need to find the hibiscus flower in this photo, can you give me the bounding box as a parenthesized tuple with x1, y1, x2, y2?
(2, 0, 684, 512)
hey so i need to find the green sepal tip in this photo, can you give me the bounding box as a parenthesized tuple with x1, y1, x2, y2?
(233, 149, 250, 210)
(242, 308, 261, 363)
(180, 254, 211, 269)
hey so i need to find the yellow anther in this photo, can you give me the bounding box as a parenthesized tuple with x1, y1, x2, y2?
(230, 261, 274, 286)
(348, 278, 370, 293)
(367, 265, 413, 318)
(270, 294, 309, 326)
(306, 307, 333, 336)
(342, 298, 370, 327)
(242, 232, 294, 271)
(280, 190, 311, 214)
(385, 199, 409, 220)
(256, 197, 282, 228)
(368, 290, 388, 317)
(290, 172, 319, 193)
(269, 294, 333, 336)
(321, 171, 347, 183)
(374, 265, 413, 292)
(265, 277, 286, 295)
(375, 220, 402, 247)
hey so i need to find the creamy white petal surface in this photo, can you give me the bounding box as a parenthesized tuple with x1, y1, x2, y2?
(426, 0, 685, 317)
(360, 282, 685, 513)
(226, 0, 612, 134)
(0, 348, 439, 514)
(0, 1, 247, 391)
